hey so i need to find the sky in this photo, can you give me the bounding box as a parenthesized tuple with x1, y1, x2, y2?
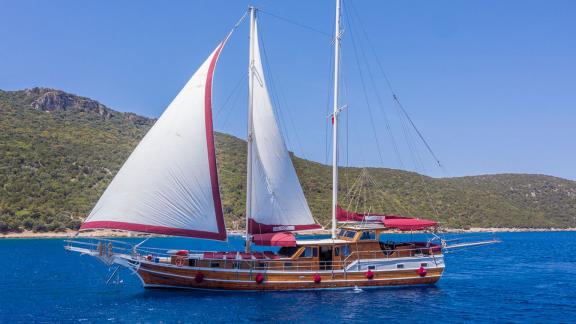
(1, 0, 575, 180)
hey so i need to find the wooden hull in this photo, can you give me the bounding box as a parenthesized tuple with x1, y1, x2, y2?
(134, 261, 443, 291)
(66, 235, 446, 292)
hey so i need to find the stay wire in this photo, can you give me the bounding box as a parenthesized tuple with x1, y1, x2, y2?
(346, 1, 441, 219)
(215, 73, 247, 117)
(258, 9, 332, 38)
(219, 77, 245, 129)
(343, 5, 386, 166)
(347, 1, 445, 172)
(344, 1, 404, 170)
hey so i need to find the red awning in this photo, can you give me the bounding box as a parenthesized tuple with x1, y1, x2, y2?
(252, 232, 297, 247)
(336, 205, 438, 231)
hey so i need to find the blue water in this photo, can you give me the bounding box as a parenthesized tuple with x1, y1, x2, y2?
(1, 232, 575, 323)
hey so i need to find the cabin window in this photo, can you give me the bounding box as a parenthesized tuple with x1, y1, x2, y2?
(278, 247, 298, 257)
(188, 259, 196, 267)
(233, 261, 241, 269)
(284, 262, 293, 268)
(210, 262, 220, 268)
(368, 265, 376, 270)
(334, 247, 340, 257)
(338, 229, 347, 237)
(360, 231, 376, 240)
(258, 262, 267, 269)
(304, 247, 318, 258)
(396, 263, 404, 269)
(421, 263, 428, 267)
(345, 231, 356, 239)
(342, 245, 351, 257)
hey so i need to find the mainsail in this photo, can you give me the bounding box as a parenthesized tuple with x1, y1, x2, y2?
(248, 20, 320, 234)
(81, 42, 228, 240)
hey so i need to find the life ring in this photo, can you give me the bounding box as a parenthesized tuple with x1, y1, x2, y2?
(175, 257, 185, 267)
(313, 274, 322, 284)
(146, 255, 153, 261)
(417, 266, 427, 277)
(255, 273, 264, 284)
(366, 270, 374, 280)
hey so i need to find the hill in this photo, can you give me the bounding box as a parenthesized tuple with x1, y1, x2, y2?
(1, 88, 575, 232)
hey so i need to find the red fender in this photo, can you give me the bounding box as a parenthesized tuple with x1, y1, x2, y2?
(417, 266, 427, 277)
(366, 270, 374, 280)
(255, 273, 265, 284)
(313, 274, 322, 284)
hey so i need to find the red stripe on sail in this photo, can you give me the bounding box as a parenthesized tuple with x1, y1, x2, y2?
(80, 221, 226, 239)
(248, 218, 322, 235)
(204, 41, 228, 241)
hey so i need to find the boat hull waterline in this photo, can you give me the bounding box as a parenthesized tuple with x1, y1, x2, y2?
(69, 246, 444, 291)
(136, 264, 443, 291)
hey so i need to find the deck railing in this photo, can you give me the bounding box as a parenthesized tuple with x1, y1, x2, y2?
(65, 238, 442, 272)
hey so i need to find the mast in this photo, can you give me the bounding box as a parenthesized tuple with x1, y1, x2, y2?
(331, 0, 341, 239)
(245, 6, 256, 252)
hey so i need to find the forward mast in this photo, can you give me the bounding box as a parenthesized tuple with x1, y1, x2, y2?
(245, 6, 256, 253)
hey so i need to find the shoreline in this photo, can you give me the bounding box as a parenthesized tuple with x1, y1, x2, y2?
(1, 227, 575, 239)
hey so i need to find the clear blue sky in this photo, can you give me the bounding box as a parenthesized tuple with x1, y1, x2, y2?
(2, 0, 575, 180)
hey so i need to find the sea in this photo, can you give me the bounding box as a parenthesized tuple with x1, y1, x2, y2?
(0, 232, 575, 323)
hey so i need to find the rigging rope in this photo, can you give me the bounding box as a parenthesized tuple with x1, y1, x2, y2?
(218, 75, 246, 130)
(341, 0, 444, 219)
(215, 73, 246, 117)
(347, 1, 445, 219)
(344, 5, 405, 170)
(258, 9, 332, 38)
(394, 95, 443, 168)
(343, 6, 386, 166)
(347, 0, 445, 170)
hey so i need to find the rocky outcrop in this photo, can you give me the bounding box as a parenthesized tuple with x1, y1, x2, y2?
(25, 88, 113, 118)
(17, 88, 154, 125)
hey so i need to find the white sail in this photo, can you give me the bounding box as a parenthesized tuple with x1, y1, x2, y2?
(81, 42, 227, 240)
(248, 21, 320, 234)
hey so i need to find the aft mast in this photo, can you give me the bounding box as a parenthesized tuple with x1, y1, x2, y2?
(331, 0, 342, 239)
(245, 6, 256, 253)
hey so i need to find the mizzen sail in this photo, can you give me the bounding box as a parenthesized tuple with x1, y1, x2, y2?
(248, 20, 320, 234)
(81, 42, 228, 240)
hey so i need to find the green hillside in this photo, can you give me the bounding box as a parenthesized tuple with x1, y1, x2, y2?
(1, 88, 575, 233)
